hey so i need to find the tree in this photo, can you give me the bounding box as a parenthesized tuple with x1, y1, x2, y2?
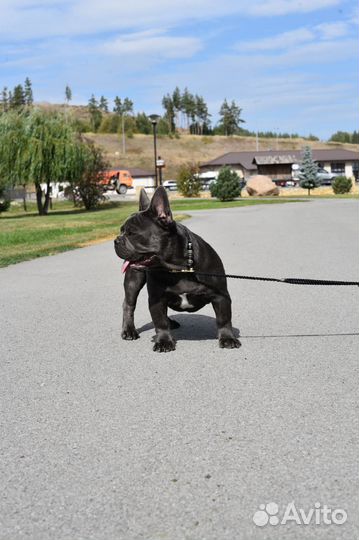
(135, 112, 152, 134)
(88, 95, 102, 132)
(298, 146, 320, 195)
(24, 77, 33, 106)
(162, 94, 175, 133)
(210, 166, 242, 201)
(172, 86, 181, 129)
(11, 84, 26, 109)
(113, 96, 134, 154)
(1, 87, 9, 112)
(176, 163, 202, 197)
(218, 99, 245, 135)
(99, 95, 109, 112)
(65, 85, 72, 104)
(332, 176, 352, 194)
(68, 141, 108, 210)
(0, 110, 87, 215)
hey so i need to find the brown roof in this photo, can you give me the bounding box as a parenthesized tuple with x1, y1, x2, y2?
(200, 148, 359, 170)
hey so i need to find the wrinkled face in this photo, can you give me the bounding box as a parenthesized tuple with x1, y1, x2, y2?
(114, 211, 169, 270)
(114, 186, 175, 272)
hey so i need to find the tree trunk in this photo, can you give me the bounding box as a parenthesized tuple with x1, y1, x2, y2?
(22, 184, 27, 211)
(36, 184, 45, 215)
(36, 182, 51, 215)
(42, 181, 51, 214)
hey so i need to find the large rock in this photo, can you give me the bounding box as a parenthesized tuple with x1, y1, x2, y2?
(246, 175, 280, 196)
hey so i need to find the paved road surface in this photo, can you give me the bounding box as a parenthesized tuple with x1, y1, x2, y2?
(1, 199, 358, 540)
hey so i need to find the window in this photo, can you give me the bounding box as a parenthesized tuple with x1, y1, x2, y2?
(331, 162, 345, 174)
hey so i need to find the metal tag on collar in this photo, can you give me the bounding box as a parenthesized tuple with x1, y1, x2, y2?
(187, 241, 194, 271)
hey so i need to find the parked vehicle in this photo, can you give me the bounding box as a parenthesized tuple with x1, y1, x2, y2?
(316, 168, 339, 185)
(99, 169, 133, 194)
(292, 166, 338, 186)
(163, 180, 177, 191)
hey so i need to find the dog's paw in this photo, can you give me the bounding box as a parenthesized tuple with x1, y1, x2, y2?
(153, 336, 176, 353)
(168, 318, 181, 329)
(219, 336, 241, 349)
(121, 327, 140, 340)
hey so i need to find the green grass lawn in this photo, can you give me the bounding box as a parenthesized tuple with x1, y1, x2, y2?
(0, 198, 303, 268)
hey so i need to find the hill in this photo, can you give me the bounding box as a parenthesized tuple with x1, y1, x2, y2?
(86, 133, 359, 180)
(37, 102, 359, 179)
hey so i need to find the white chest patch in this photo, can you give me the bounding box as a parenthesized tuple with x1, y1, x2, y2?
(179, 293, 193, 309)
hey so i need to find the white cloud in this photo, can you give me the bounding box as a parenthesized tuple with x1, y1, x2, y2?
(315, 21, 349, 39)
(101, 31, 202, 59)
(247, 0, 341, 16)
(237, 28, 314, 51)
(0, 0, 345, 41)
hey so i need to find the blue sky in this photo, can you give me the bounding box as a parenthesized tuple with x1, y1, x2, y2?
(1, 0, 358, 139)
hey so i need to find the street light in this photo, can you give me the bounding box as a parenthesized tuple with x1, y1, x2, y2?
(149, 114, 160, 187)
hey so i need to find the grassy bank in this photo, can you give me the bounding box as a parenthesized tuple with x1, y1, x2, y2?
(0, 198, 303, 268)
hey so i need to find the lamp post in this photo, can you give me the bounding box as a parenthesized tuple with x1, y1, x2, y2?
(149, 114, 160, 187)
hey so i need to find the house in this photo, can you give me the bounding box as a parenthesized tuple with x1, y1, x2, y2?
(199, 149, 359, 182)
(128, 168, 156, 193)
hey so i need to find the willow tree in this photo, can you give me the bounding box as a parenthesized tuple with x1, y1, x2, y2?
(0, 109, 84, 215)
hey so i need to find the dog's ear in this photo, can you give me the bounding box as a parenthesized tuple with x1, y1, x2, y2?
(149, 186, 173, 225)
(139, 189, 150, 211)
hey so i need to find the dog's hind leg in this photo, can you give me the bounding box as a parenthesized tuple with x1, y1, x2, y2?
(122, 269, 146, 340)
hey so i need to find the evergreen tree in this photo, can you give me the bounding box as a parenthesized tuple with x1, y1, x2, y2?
(1, 87, 9, 112)
(24, 77, 33, 106)
(172, 86, 181, 128)
(113, 96, 134, 153)
(135, 112, 152, 134)
(113, 96, 122, 114)
(65, 85, 72, 104)
(176, 163, 202, 197)
(87, 95, 102, 132)
(298, 146, 320, 195)
(332, 176, 352, 194)
(11, 84, 26, 109)
(99, 95, 109, 112)
(210, 166, 242, 201)
(218, 99, 245, 135)
(161, 94, 175, 133)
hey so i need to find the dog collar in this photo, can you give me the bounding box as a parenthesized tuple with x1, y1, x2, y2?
(170, 224, 194, 273)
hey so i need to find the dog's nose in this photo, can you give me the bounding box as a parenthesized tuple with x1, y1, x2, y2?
(114, 237, 120, 245)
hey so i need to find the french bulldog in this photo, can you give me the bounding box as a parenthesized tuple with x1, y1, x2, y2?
(114, 187, 241, 352)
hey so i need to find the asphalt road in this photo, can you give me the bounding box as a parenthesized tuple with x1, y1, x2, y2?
(1, 199, 358, 540)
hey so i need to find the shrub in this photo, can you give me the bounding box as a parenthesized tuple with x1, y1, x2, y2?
(67, 141, 108, 210)
(0, 189, 11, 213)
(210, 166, 242, 201)
(332, 176, 352, 194)
(176, 163, 202, 197)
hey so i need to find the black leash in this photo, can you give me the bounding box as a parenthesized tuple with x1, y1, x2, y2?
(191, 272, 359, 287)
(167, 223, 359, 287)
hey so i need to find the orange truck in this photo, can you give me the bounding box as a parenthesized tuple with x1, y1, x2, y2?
(99, 169, 133, 195)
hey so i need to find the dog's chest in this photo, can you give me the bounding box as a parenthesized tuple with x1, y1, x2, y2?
(178, 293, 193, 309)
(165, 281, 213, 312)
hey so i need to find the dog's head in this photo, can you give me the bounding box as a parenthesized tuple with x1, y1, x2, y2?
(114, 187, 176, 272)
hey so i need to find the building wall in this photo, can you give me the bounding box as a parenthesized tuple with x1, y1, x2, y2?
(132, 176, 156, 194)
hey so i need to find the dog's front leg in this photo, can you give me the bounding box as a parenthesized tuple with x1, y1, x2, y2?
(122, 268, 146, 340)
(149, 295, 176, 353)
(212, 293, 241, 349)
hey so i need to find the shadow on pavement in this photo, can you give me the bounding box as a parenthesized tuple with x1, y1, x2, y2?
(137, 313, 241, 341)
